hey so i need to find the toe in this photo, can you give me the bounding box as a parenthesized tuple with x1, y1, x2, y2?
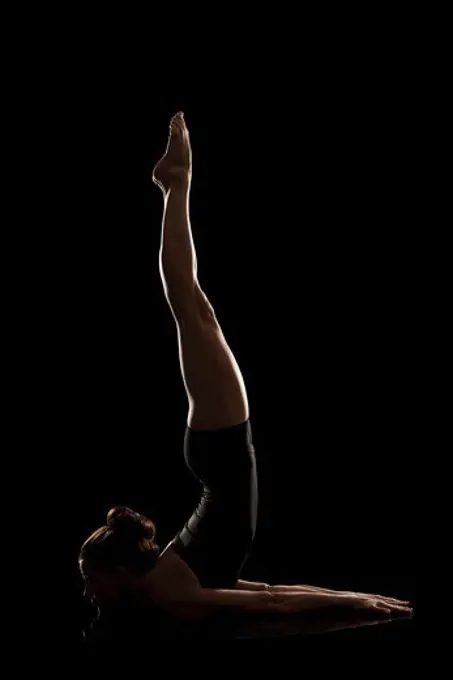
(171, 118, 184, 135)
(174, 112, 187, 132)
(171, 112, 184, 124)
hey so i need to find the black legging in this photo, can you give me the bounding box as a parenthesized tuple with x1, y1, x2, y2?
(170, 419, 258, 588)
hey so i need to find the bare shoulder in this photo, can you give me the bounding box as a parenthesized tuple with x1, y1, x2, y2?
(154, 541, 197, 575)
(147, 542, 201, 604)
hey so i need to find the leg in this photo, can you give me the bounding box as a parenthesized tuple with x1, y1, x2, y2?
(153, 113, 249, 430)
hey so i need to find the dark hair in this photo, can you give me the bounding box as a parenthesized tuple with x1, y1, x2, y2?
(80, 506, 160, 574)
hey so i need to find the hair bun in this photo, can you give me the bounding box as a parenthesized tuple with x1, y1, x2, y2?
(106, 506, 155, 541)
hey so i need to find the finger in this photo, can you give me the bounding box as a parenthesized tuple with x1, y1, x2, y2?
(378, 600, 413, 613)
(385, 598, 411, 605)
(369, 602, 392, 614)
(375, 596, 410, 605)
(358, 592, 410, 605)
(390, 604, 413, 613)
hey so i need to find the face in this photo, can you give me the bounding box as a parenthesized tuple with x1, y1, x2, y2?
(79, 559, 121, 606)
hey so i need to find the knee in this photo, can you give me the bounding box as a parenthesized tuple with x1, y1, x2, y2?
(195, 285, 218, 325)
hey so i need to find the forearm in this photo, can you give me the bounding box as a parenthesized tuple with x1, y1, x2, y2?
(236, 579, 341, 596)
(159, 179, 198, 292)
(197, 582, 410, 619)
(198, 588, 277, 615)
(273, 591, 345, 614)
(235, 580, 269, 591)
(271, 584, 339, 595)
(197, 587, 345, 617)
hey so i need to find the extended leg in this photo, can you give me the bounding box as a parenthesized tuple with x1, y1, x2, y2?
(153, 113, 249, 430)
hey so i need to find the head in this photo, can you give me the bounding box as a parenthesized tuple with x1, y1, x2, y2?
(79, 506, 160, 607)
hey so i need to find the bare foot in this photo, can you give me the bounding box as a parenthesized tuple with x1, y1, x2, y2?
(152, 112, 192, 192)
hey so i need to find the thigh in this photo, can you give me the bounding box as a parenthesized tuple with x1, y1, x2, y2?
(184, 419, 257, 488)
(176, 313, 249, 430)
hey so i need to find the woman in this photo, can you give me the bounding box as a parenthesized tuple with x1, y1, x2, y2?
(79, 112, 412, 624)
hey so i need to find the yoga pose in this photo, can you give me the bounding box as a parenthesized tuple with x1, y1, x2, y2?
(79, 113, 412, 624)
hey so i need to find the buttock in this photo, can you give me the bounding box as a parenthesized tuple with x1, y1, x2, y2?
(172, 419, 259, 588)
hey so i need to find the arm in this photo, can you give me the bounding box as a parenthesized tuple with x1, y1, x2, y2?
(151, 552, 410, 620)
(235, 579, 268, 591)
(195, 587, 346, 617)
(235, 579, 339, 594)
(162, 586, 411, 621)
(198, 588, 412, 618)
(235, 580, 411, 607)
(236, 579, 355, 597)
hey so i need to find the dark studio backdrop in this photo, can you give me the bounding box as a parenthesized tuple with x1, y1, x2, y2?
(24, 32, 420, 648)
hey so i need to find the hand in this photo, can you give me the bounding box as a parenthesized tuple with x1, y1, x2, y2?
(342, 593, 413, 615)
(340, 590, 411, 608)
(296, 585, 412, 609)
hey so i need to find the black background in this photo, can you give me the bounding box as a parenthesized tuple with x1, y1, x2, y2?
(18, 17, 422, 654)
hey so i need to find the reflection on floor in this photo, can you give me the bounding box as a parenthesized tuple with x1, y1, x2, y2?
(81, 601, 414, 657)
